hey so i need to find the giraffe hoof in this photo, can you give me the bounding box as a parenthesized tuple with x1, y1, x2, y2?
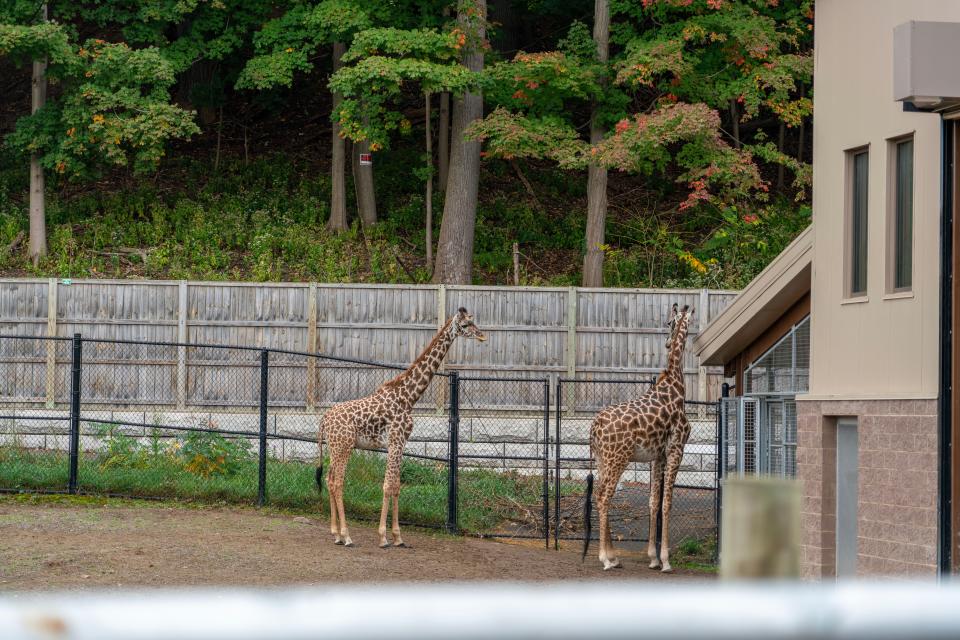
(343, 540, 354, 548)
(648, 560, 662, 570)
(379, 542, 391, 549)
(393, 542, 407, 548)
(334, 539, 344, 545)
(660, 564, 673, 574)
(602, 559, 622, 571)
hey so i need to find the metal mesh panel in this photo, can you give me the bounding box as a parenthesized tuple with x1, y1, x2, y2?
(794, 317, 810, 393)
(457, 377, 549, 542)
(766, 402, 785, 477)
(746, 315, 810, 396)
(784, 400, 797, 477)
(720, 397, 739, 478)
(77, 341, 262, 501)
(0, 336, 74, 493)
(742, 398, 758, 476)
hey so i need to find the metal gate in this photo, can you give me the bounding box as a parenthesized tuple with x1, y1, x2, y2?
(720, 396, 797, 478)
(455, 376, 551, 546)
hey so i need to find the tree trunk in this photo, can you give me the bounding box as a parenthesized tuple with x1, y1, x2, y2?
(352, 117, 377, 226)
(327, 41, 348, 232)
(425, 92, 434, 272)
(797, 84, 806, 164)
(432, 0, 486, 285)
(777, 120, 785, 189)
(29, 2, 49, 266)
(438, 92, 450, 191)
(729, 100, 741, 148)
(581, 0, 609, 288)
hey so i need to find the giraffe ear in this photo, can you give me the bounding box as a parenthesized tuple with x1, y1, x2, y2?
(672, 303, 678, 313)
(457, 307, 468, 318)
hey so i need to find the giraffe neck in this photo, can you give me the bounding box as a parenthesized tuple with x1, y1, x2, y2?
(387, 317, 457, 407)
(662, 324, 688, 387)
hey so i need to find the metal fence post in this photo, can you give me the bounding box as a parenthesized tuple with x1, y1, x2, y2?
(717, 382, 730, 563)
(258, 349, 269, 507)
(554, 379, 562, 550)
(446, 372, 460, 534)
(542, 379, 550, 549)
(68, 333, 82, 494)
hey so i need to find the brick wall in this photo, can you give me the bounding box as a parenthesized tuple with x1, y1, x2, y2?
(797, 399, 938, 579)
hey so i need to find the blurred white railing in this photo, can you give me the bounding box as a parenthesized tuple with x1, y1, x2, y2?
(2, 582, 958, 639)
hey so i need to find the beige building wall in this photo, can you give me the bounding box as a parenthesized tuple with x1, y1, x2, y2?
(798, 0, 958, 579)
(807, 0, 958, 401)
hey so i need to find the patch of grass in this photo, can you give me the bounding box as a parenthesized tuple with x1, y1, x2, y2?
(0, 445, 539, 534)
(672, 535, 718, 573)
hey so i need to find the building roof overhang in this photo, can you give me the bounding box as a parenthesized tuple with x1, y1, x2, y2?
(693, 225, 812, 367)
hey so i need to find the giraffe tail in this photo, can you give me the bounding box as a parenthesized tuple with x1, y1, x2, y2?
(581, 472, 594, 562)
(315, 419, 325, 495)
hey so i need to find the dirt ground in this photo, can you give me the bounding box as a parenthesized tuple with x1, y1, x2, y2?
(0, 496, 712, 590)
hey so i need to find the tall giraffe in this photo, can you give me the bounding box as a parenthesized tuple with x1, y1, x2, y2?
(316, 308, 485, 548)
(582, 303, 694, 572)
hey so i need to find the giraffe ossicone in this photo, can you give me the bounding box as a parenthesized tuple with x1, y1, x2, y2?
(316, 307, 485, 548)
(583, 303, 694, 572)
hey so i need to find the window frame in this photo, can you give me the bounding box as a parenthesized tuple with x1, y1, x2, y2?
(886, 134, 915, 295)
(844, 145, 871, 300)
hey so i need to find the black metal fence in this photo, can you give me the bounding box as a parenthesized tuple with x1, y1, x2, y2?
(0, 334, 720, 553)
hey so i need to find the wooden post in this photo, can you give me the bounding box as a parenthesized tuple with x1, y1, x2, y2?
(512, 242, 520, 286)
(176, 280, 188, 409)
(697, 288, 710, 417)
(44, 277, 57, 408)
(565, 287, 578, 414)
(719, 477, 801, 579)
(306, 283, 318, 412)
(436, 284, 447, 413)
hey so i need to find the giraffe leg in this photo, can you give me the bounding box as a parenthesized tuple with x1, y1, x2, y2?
(597, 463, 626, 570)
(326, 450, 349, 545)
(335, 484, 352, 547)
(595, 473, 611, 566)
(648, 457, 664, 570)
(328, 484, 339, 542)
(391, 493, 404, 547)
(382, 440, 405, 547)
(659, 446, 684, 573)
(378, 489, 391, 548)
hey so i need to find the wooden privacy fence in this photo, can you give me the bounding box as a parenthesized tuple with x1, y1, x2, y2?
(0, 279, 736, 410)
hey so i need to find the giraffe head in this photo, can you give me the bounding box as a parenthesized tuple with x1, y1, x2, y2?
(665, 303, 694, 348)
(453, 307, 486, 342)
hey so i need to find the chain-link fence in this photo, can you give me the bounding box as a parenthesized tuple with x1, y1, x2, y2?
(0, 334, 721, 555)
(457, 376, 550, 545)
(0, 334, 456, 532)
(0, 335, 74, 494)
(554, 378, 719, 553)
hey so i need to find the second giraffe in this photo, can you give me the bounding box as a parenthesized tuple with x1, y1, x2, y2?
(582, 303, 694, 572)
(316, 307, 486, 548)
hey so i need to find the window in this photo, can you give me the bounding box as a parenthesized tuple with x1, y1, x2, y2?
(847, 149, 869, 297)
(888, 137, 913, 292)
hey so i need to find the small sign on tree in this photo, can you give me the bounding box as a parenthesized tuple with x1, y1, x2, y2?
(359, 153, 372, 165)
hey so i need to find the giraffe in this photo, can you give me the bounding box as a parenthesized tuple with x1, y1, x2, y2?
(582, 303, 694, 572)
(316, 307, 485, 548)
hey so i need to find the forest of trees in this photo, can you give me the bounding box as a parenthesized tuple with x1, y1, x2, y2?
(0, 0, 813, 287)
